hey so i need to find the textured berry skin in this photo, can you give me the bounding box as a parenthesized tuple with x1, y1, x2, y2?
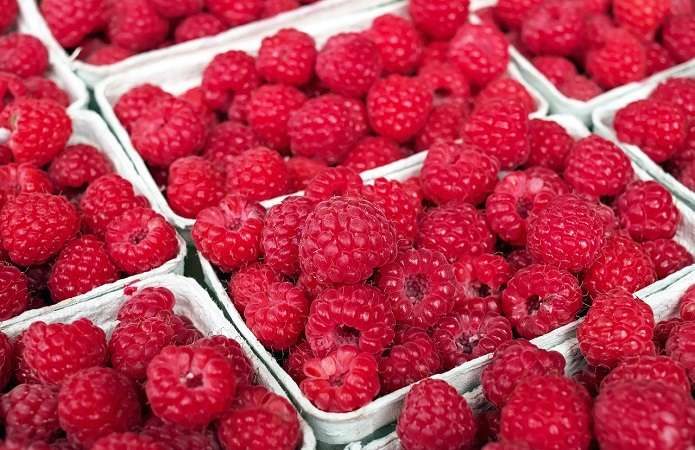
(616, 181, 680, 242)
(565, 135, 634, 198)
(0, 263, 28, 320)
(202, 50, 260, 111)
(357, 178, 420, 247)
(418, 61, 471, 102)
(262, 196, 315, 276)
(532, 56, 576, 87)
(109, 315, 176, 381)
(226, 147, 290, 201)
(245, 281, 309, 350)
(284, 340, 313, 383)
(247, 84, 306, 151)
(117, 287, 175, 322)
(262, 0, 299, 17)
(300, 345, 380, 412)
(367, 75, 432, 143)
(644, 41, 675, 76)
(594, 380, 695, 450)
(115, 84, 172, 132)
(174, 13, 225, 43)
(666, 321, 695, 383)
(578, 289, 656, 368)
(662, 15, 695, 63)
(397, 379, 476, 450)
(206, 0, 263, 26)
(559, 75, 604, 101)
(228, 263, 281, 314)
(501, 264, 582, 339)
(602, 355, 691, 393)
(493, 0, 542, 29)
(48, 144, 113, 190)
(448, 23, 509, 87)
(651, 78, 695, 116)
(1, 383, 59, 443)
(366, 14, 423, 75)
(642, 239, 693, 279)
(614, 0, 669, 37)
(679, 285, 695, 321)
(107, 0, 168, 52)
(615, 99, 688, 163)
(149, 0, 202, 18)
(0, 163, 53, 209)
(79, 174, 148, 238)
(500, 376, 591, 450)
(202, 121, 259, 166)
(193, 335, 254, 387)
(0, 0, 17, 32)
(408, 0, 469, 40)
(58, 367, 141, 447)
(23, 78, 69, 108)
(481, 340, 565, 408)
(342, 136, 406, 173)
(48, 235, 119, 302)
(257, 28, 316, 87)
(0, 34, 49, 78)
(526, 195, 605, 272)
(40, 0, 106, 48)
(105, 207, 178, 275)
(92, 433, 168, 450)
(586, 30, 646, 90)
(453, 254, 511, 313)
(316, 33, 382, 98)
(304, 167, 362, 202)
(85, 45, 134, 66)
(521, 1, 583, 57)
(0, 193, 79, 266)
(7, 99, 72, 166)
(416, 202, 495, 262)
(526, 119, 574, 171)
(413, 102, 466, 152)
(166, 156, 225, 219)
(299, 196, 397, 285)
(477, 78, 535, 114)
(421, 141, 499, 206)
(379, 327, 440, 394)
(142, 418, 218, 450)
(192, 195, 265, 272)
(146, 345, 236, 427)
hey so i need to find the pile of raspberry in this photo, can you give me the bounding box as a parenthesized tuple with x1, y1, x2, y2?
(0, 98, 180, 321)
(396, 285, 695, 450)
(114, 0, 541, 219)
(38, 0, 324, 66)
(0, 285, 303, 450)
(191, 108, 693, 412)
(477, 0, 695, 101)
(0, 0, 70, 112)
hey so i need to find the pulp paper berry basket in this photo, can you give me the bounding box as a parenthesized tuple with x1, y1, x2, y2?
(198, 114, 695, 445)
(0, 110, 187, 328)
(0, 274, 317, 450)
(593, 64, 695, 208)
(94, 0, 549, 231)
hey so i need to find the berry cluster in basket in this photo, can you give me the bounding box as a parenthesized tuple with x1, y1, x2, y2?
(613, 76, 695, 192)
(396, 286, 695, 449)
(477, 0, 695, 100)
(0, 286, 303, 450)
(192, 112, 694, 413)
(37, 0, 323, 66)
(113, 2, 544, 219)
(0, 100, 179, 321)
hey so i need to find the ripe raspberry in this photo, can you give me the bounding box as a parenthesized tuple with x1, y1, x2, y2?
(174, 13, 225, 43)
(0, 0, 17, 32)
(408, 0, 469, 40)
(48, 144, 113, 190)
(169, 315, 203, 345)
(316, 33, 382, 98)
(117, 287, 175, 322)
(247, 84, 306, 151)
(644, 41, 675, 75)
(283, 340, 313, 383)
(79, 174, 148, 237)
(245, 281, 308, 350)
(262, 0, 299, 17)
(413, 102, 466, 151)
(304, 166, 362, 201)
(679, 285, 695, 321)
(0, 163, 53, 210)
(418, 61, 471, 103)
(41, 0, 106, 48)
(206, 0, 263, 26)
(531, 56, 576, 87)
(650, 78, 695, 116)
(666, 321, 695, 383)
(613, 0, 666, 37)
(653, 318, 682, 354)
(616, 180, 680, 242)
(452, 254, 511, 313)
(299, 196, 397, 285)
(0, 331, 12, 389)
(179, 86, 216, 129)
(493, 0, 542, 30)
(92, 433, 168, 450)
(58, 367, 141, 447)
(193, 335, 254, 387)
(397, 379, 476, 450)
(262, 196, 315, 276)
(367, 75, 432, 143)
(288, 94, 360, 164)
(586, 29, 646, 89)
(228, 262, 280, 312)
(379, 327, 440, 394)
(366, 14, 423, 75)
(6, 99, 72, 166)
(0, 34, 49, 78)
(0, 144, 12, 165)
(448, 23, 509, 87)
(166, 156, 225, 219)
(559, 75, 604, 101)
(526, 195, 605, 272)
(226, 147, 290, 201)
(476, 78, 535, 114)
(202, 121, 259, 165)
(149, 0, 202, 18)
(520, 1, 583, 57)
(356, 178, 420, 247)
(342, 136, 407, 172)
(642, 238, 693, 279)
(202, 50, 260, 111)
(115, 84, 172, 132)
(142, 418, 218, 450)
(602, 354, 691, 394)
(525, 118, 573, 171)
(23, 75, 69, 105)
(565, 135, 634, 198)
(257, 28, 316, 86)
(85, 45, 134, 66)
(416, 201, 495, 262)
(300, 345, 380, 412)
(1, 383, 59, 443)
(0, 263, 28, 320)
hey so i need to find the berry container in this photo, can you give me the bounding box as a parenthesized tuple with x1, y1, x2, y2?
(0, 109, 187, 327)
(94, 0, 548, 231)
(0, 274, 317, 450)
(198, 113, 695, 445)
(593, 64, 695, 208)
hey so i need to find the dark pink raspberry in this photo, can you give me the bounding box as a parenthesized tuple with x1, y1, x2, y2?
(262, 196, 314, 276)
(257, 28, 316, 87)
(167, 156, 225, 219)
(262, 0, 299, 17)
(283, 340, 313, 383)
(202, 50, 260, 111)
(366, 14, 424, 75)
(316, 32, 382, 98)
(0, 33, 49, 78)
(206, 0, 263, 26)
(117, 287, 175, 322)
(520, 0, 583, 57)
(414, 102, 466, 151)
(202, 121, 259, 166)
(245, 281, 309, 350)
(448, 23, 509, 87)
(602, 355, 691, 393)
(1, 383, 59, 443)
(418, 61, 471, 103)
(531, 56, 577, 87)
(679, 285, 695, 321)
(304, 166, 362, 202)
(174, 13, 226, 43)
(227, 263, 281, 313)
(342, 136, 407, 173)
(226, 146, 290, 201)
(665, 321, 695, 383)
(0, 263, 28, 320)
(247, 84, 306, 151)
(525, 119, 574, 171)
(616, 180, 680, 242)
(642, 239, 693, 279)
(115, 84, 172, 132)
(379, 327, 440, 394)
(48, 144, 113, 190)
(193, 335, 254, 387)
(408, 0, 469, 40)
(107, 0, 169, 53)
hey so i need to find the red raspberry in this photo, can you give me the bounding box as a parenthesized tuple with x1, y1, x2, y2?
(500, 376, 591, 450)
(245, 281, 308, 350)
(397, 379, 476, 450)
(257, 28, 316, 87)
(616, 180, 680, 242)
(613, 0, 669, 38)
(283, 340, 313, 383)
(602, 354, 691, 393)
(247, 84, 306, 151)
(476, 78, 535, 114)
(206, 0, 263, 26)
(301, 345, 380, 412)
(92, 433, 167, 450)
(202, 50, 260, 111)
(202, 121, 259, 166)
(650, 78, 695, 116)
(462, 100, 529, 169)
(525, 118, 573, 171)
(453, 254, 512, 313)
(262, 196, 315, 276)
(48, 144, 113, 190)
(166, 156, 225, 219)
(1, 383, 59, 443)
(226, 147, 290, 201)
(0, 263, 28, 320)
(85, 45, 134, 66)
(304, 166, 362, 201)
(227, 92, 250, 123)
(342, 136, 407, 172)
(679, 285, 695, 321)
(117, 287, 175, 322)
(493, 0, 542, 30)
(150, 0, 202, 18)
(559, 75, 604, 101)
(0, 144, 12, 165)
(0, 163, 53, 209)
(262, 0, 299, 17)
(0, 0, 17, 32)
(288, 94, 360, 164)
(179, 87, 216, 129)
(654, 317, 682, 353)
(109, 315, 176, 381)
(174, 13, 225, 43)
(107, 0, 168, 52)
(564, 135, 634, 198)
(644, 41, 675, 76)
(25, 72, 71, 102)
(316, 33, 382, 98)
(418, 61, 471, 102)
(0, 72, 26, 115)
(299, 196, 397, 285)
(367, 75, 432, 143)
(41, 0, 106, 48)
(142, 418, 218, 450)
(413, 102, 466, 151)
(666, 321, 695, 383)
(531, 56, 577, 87)
(642, 239, 693, 279)
(526, 195, 605, 272)
(416, 202, 495, 262)
(520, 0, 583, 57)
(379, 327, 440, 394)
(448, 23, 509, 87)
(481, 340, 565, 408)
(594, 380, 695, 450)
(114, 84, 172, 132)
(169, 315, 203, 345)
(356, 178, 420, 247)
(193, 335, 254, 386)
(408, 0, 469, 40)
(366, 14, 423, 75)
(0, 34, 49, 78)
(586, 29, 646, 89)
(6, 99, 72, 166)
(79, 174, 148, 237)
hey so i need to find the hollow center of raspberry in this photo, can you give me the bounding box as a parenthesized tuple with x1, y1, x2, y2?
(473, 282, 492, 298)
(182, 372, 204, 388)
(225, 218, 242, 231)
(405, 274, 428, 304)
(129, 228, 148, 245)
(334, 325, 361, 347)
(516, 197, 534, 219)
(527, 295, 542, 314)
(456, 333, 480, 355)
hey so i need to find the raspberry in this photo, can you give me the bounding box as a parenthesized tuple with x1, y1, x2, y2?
(654, 318, 683, 354)
(650, 78, 695, 116)
(586, 29, 646, 89)
(493, 0, 543, 30)
(169, 315, 203, 345)
(23, 75, 69, 104)
(594, 380, 695, 450)
(262, 0, 299, 17)
(520, 1, 583, 57)
(108, 0, 169, 52)
(149, 0, 202, 18)
(642, 238, 693, 279)
(671, 0, 695, 14)
(117, 287, 175, 322)
(226, 147, 290, 201)
(525, 119, 573, 171)
(1, 384, 59, 443)
(448, 23, 509, 87)
(288, 94, 360, 164)
(0, 0, 17, 32)
(206, 0, 263, 26)
(316, 33, 382, 98)
(616, 180, 680, 242)
(418, 61, 471, 102)
(48, 144, 113, 190)
(202, 121, 259, 165)
(0, 144, 12, 165)
(245, 281, 308, 350)
(602, 355, 691, 393)
(559, 75, 603, 101)
(342, 136, 407, 172)
(262, 196, 315, 276)
(0, 263, 28, 320)
(166, 156, 225, 219)
(665, 321, 695, 383)
(193, 335, 254, 386)
(0, 163, 53, 210)
(247, 84, 306, 151)
(304, 166, 362, 201)
(228, 264, 278, 314)
(644, 41, 675, 76)
(257, 28, 316, 87)
(79, 174, 148, 237)
(408, 0, 469, 40)
(0, 34, 49, 78)
(379, 327, 440, 394)
(356, 178, 420, 247)
(282, 341, 312, 383)
(481, 340, 565, 408)
(679, 285, 695, 321)
(462, 100, 529, 169)
(142, 418, 218, 450)
(531, 56, 577, 87)
(299, 196, 397, 285)
(6, 99, 72, 166)
(173, 13, 225, 43)
(227, 92, 251, 123)
(500, 376, 591, 450)
(612, 0, 665, 38)
(0, 332, 11, 389)
(452, 254, 511, 313)
(41, 0, 106, 48)
(366, 14, 423, 75)
(397, 379, 476, 450)
(0, 73, 25, 115)
(564, 135, 634, 198)
(526, 195, 605, 272)
(115, 84, 172, 132)
(92, 433, 168, 450)
(131, 97, 207, 168)
(413, 102, 466, 151)
(416, 202, 495, 262)
(476, 78, 536, 114)
(179, 87, 216, 129)
(202, 50, 260, 111)
(85, 45, 134, 66)
(664, 17, 695, 62)
(301, 345, 380, 412)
